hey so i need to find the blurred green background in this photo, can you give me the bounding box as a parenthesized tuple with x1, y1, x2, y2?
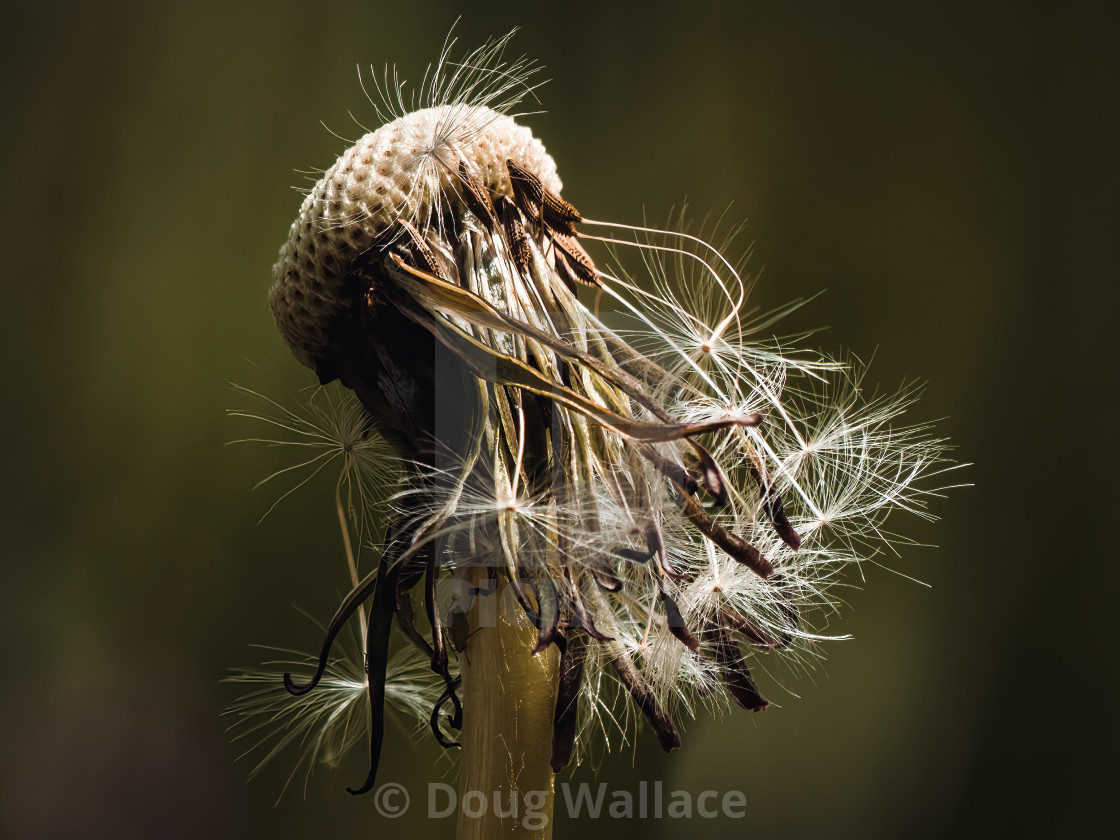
(1, 1, 1115, 837)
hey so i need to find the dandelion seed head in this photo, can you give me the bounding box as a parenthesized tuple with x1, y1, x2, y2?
(234, 30, 959, 793)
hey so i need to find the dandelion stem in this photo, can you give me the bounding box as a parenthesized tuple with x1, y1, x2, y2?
(334, 470, 367, 641)
(456, 567, 560, 839)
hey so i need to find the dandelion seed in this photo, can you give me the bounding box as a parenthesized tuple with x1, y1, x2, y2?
(224, 630, 442, 800)
(227, 383, 396, 541)
(232, 29, 956, 811)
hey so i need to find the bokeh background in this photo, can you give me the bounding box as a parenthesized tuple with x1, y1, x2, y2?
(1, 1, 1116, 837)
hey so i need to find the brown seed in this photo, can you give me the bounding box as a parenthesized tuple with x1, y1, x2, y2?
(542, 186, 582, 234)
(551, 232, 601, 287)
(507, 158, 544, 219)
(457, 161, 499, 231)
(504, 209, 532, 274)
(393, 218, 451, 283)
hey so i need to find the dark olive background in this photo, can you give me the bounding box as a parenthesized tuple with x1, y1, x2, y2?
(1, 1, 1115, 838)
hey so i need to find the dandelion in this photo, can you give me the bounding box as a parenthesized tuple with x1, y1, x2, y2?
(233, 28, 955, 836)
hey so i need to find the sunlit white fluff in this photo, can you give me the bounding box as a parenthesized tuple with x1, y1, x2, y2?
(224, 638, 442, 800)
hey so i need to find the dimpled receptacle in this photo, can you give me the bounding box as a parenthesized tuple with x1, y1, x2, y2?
(269, 104, 562, 372)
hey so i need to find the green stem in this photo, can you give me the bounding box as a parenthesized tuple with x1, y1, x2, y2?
(456, 570, 560, 838)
